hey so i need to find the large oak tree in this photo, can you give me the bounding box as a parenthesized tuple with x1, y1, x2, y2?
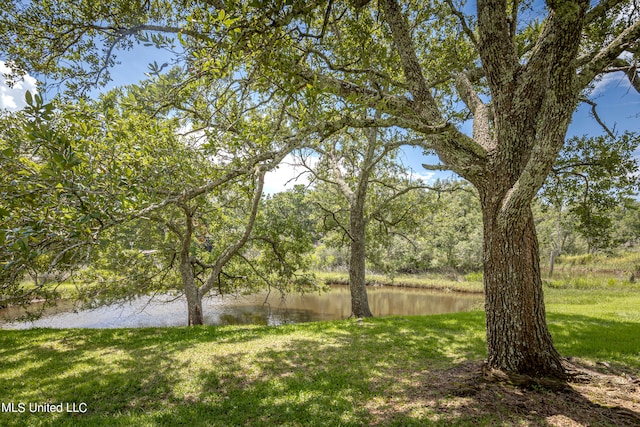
(2, 0, 638, 378)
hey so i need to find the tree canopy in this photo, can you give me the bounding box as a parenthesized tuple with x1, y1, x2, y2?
(1, 0, 639, 378)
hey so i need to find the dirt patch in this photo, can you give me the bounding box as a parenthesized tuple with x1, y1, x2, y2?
(370, 359, 640, 426)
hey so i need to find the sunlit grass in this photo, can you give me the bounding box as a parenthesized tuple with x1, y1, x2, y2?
(554, 248, 640, 272)
(0, 314, 488, 426)
(3, 251, 640, 425)
(315, 270, 484, 293)
(1, 284, 639, 426)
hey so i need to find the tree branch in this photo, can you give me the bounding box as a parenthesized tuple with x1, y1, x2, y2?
(297, 68, 415, 119)
(476, 0, 519, 89)
(455, 72, 494, 151)
(577, 18, 640, 90)
(301, 47, 407, 89)
(200, 168, 266, 296)
(623, 63, 640, 94)
(422, 163, 452, 171)
(445, 0, 479, 47)
(579, 97, 616, 138)
(314, 202, 353, 242)
(379, 0, 443, 122)
(367, 183, 433, 222)
(296, 69, 487, 174)
(509, 0, 519, 41)
(585, 0, 630, 25)
(329, 146, 355, 203)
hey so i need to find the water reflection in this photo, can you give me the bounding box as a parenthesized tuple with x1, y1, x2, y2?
(1, 285, 483, 329)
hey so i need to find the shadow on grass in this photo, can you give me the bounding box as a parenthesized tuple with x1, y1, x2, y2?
(549, 313, 640, 372)
(0, 311, 638, 426)
(0, 325, 282, 426)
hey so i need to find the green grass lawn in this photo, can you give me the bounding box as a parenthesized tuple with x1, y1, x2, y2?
(1, 281, 639, 426)
(0, 314, 486, 426)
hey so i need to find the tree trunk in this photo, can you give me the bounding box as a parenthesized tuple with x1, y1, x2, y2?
(349, 201, 373, 318)
(180, 252, 204, 326)
(179, 206, 204, 326)
(482, 203, 565, 378)
(549, 211, 566, 277)
(549, 249, 557, 277)
(185, 282, 204, 326)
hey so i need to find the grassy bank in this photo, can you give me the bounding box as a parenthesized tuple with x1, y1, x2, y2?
(1, 284, 639, 426)
(316, 270, 484, 293)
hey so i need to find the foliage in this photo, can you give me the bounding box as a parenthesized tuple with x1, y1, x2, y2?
(0, 90, 196, 305)
(0, 70, 322, 318)
(250, 186, 318, 293)
(1, 0, 638, 374)
(539, 133, 640, 253)
(0, 94, 86, 303)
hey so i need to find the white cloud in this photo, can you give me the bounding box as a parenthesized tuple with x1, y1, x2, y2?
(589, 51, 636, 97)
(405, 170, 436, 183)
(0, 61, 38, 112)
(590, 71, 630, 97)
(263, 153, 437, 195)
(264, 153, 318, 194)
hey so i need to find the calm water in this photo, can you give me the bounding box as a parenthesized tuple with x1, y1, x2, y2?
(1, 285, 483, 329)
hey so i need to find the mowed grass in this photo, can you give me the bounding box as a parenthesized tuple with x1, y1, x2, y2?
(0, 314, 488, 426)
(1, 281, 639, 426)
(2, 252, 640, 426)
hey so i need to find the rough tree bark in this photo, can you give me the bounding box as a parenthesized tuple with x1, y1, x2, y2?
(184, 273, 204, 326)
(481, 201, 565, 377)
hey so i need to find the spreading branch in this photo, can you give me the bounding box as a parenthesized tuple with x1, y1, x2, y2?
(584, 0, 630, 24)
(379, 0, 442, 122)
(314, 202, 354, 242)
(445, 0, 479, 47)
(455, 72, 494, 151)
(200, 167, 266, 296)
(476, 0, 519, 90)
(577, 18, 640, 90)
(328, 146, 355, 203)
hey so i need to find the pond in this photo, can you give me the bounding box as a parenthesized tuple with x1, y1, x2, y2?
(1, 285, 483, 329)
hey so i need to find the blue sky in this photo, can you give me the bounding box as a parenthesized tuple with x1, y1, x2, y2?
(1, 32, 639, 193)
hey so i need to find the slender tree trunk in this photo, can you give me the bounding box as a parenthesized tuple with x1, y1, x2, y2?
(183, 269, 204, 326)
(328, 129, 376, 318)
(180, 253, 204, 326)
(549, 250, 556, 277)
(549, 210, 564, 277)
(349, 201, 373, 318)
(482, 203, 565, 378)
(179, 205, 204, 326)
